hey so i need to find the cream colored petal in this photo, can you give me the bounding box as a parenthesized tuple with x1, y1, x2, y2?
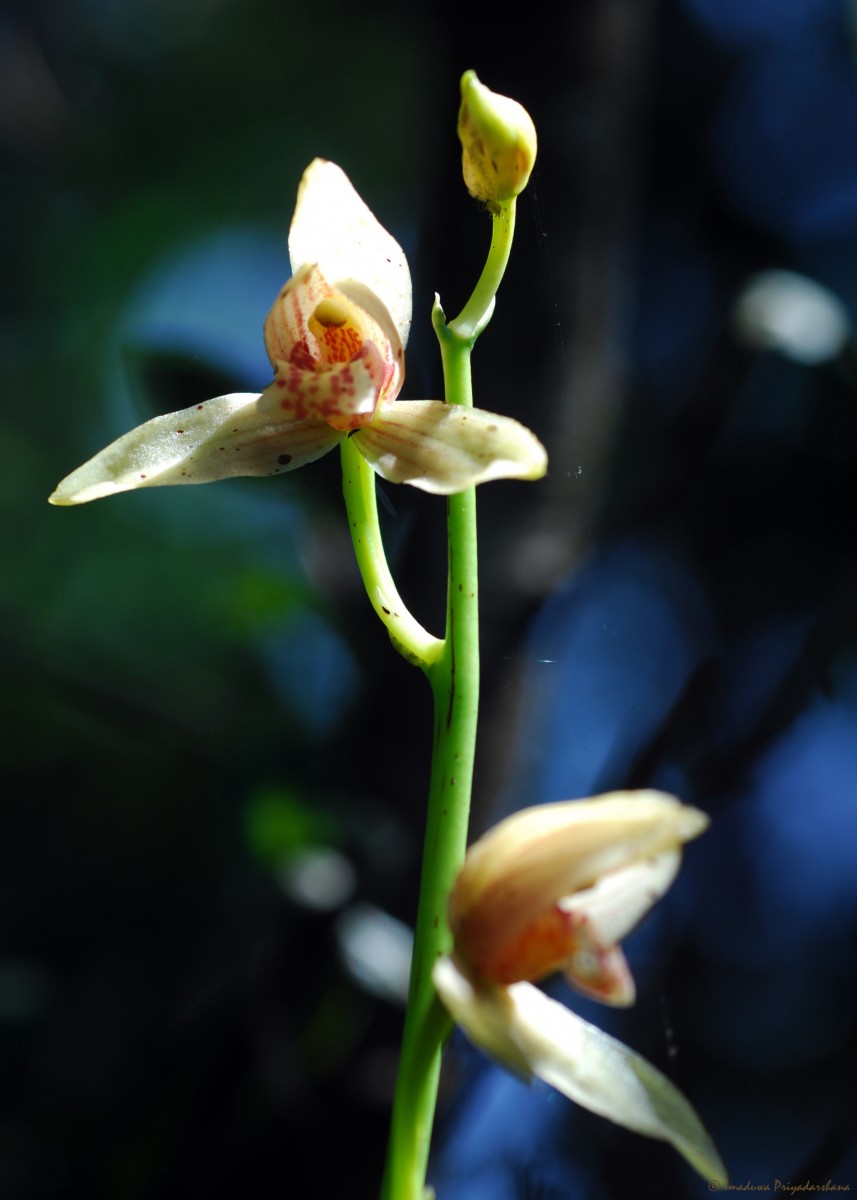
(353, 401, 547, 494)
(555, 850, 681, 1006)
(558, 849, 682, 948)
(450, 793, 707, 969)
(263, 263, 328, 368)
(288, 159, 412, 351)
(433, 957, 534, 1079)
(432, 959, 727, 1187)
(48, 393, 342, 505)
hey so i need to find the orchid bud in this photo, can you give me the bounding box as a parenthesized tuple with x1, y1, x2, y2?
(457, 70, 537, 203)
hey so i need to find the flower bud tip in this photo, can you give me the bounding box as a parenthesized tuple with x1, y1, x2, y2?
(457, 70, 537, 203)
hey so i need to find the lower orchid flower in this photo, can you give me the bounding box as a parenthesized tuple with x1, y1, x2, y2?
(432, 790, 728, 1185)
(49, 159, 546, 506)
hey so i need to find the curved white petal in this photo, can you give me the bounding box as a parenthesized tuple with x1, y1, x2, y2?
(288, 159, 412, 351)
(354, 401, 548, 494)
(433, 958, 727, 1187)
(559, 849, 682, 948)
(49, 393, 342, 505)
(555, 850, 681, 1007)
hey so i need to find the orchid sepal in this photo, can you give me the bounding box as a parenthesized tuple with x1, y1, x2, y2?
(432, 957, 728, 1187)
(49, 391, 549, 506)
(48, 393, 342, 506)
(288, 159, 412, 352)
(354, 400, 547, 494)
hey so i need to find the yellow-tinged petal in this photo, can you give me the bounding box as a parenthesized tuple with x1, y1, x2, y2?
(48, 394, 342, 505)
(449, 792, 707, 988)
(353, 400, 548, 494)
(432, 959, 728, 1187)
(288, 159, 412, 352)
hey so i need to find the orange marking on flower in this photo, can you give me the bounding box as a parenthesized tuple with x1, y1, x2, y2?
(464, 904, 624, 998)
(473, 905, 583, 985)
(319, 323, 363, 363)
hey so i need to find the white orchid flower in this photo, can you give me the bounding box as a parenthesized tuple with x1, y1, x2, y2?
(49, 160, 547, 506)
(433, 791, 728, 1185)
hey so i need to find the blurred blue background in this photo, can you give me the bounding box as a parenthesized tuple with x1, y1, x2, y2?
(4, 0, 857, 1197)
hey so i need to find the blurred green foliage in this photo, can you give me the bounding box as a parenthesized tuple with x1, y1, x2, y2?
(2, 1, 446, 1195)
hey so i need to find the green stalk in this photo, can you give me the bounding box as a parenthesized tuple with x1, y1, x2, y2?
(448, 198, 516, 342)
(341, 436, 442, 670)
(380, 426, 479, 1200)
(377, 199, 518, 1200)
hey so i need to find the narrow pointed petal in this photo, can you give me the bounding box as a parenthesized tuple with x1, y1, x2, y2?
(433, 959, 727, 1187)
(288, 159, 412, 351)
(353, 401, 548, 494)
(449, 793, 707, 979)
(48, 393, 342, 505)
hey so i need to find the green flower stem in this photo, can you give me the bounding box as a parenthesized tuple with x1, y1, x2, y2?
(381, 481, 479, 1200)
(341, 436, 443, 670)
(379, 200, 518, 1200)
(447, 198, 516, 342)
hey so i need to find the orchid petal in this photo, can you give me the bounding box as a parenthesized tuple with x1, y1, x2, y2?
(551, 850, 680, 1006)
(263, 263, 332, 369)
(559, 849, 682, 948)
(449, 793, 707, 975)
(559, 930, 636, 1008)
(288, 159, 412, 352)
(48, 393, 342, 505)
(353, 401, 548, 494)
(432, 959, 727, 1187)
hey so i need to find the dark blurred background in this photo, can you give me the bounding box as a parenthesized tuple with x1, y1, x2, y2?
(4, 0, 857, 1196)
